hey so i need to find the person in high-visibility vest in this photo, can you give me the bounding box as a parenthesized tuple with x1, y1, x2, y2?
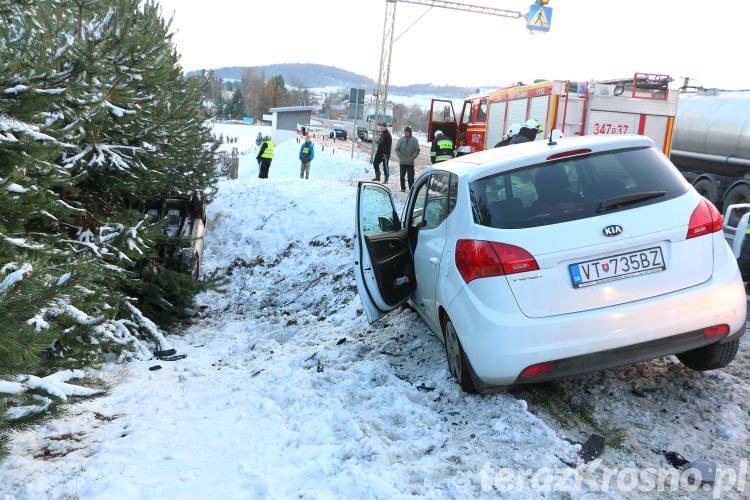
(256, 136, 274, 178)
(430, 130, 455, 164)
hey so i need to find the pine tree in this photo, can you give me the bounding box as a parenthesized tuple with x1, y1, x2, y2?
(1, 0, 220, 372)
(0, 0, 133, 447)
(228, 88, 244, 119)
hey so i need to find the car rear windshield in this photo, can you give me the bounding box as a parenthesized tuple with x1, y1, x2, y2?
(470, 146, 689, 229)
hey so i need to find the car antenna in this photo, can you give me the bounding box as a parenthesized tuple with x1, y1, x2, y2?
(548, 128, 556, 146)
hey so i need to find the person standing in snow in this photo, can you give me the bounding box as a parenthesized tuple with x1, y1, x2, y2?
(299, 136, 314, 180)
(257, 136, 274, 179)
(371, 122, 392, 183)
(394, 126, 419, 192)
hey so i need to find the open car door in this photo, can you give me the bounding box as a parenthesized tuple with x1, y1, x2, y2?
(428, 99, 458, 144)
(354, 182, 416, 323)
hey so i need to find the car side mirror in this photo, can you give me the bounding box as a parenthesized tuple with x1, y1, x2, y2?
(378, 216, 394, 232)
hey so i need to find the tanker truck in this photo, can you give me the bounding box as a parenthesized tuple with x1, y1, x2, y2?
(670, 91, 750, 212)
(356, 101, 393, 142)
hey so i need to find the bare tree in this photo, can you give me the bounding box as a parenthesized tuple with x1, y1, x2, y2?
(241, 67, 266, 120)
(288, 77, 310, 106)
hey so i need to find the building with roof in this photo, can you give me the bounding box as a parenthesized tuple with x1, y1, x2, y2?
(268, 106, 314, 144)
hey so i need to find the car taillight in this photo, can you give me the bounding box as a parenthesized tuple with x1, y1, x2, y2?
(704, 325, 729, 338)
(455, 240, 539, 283)
(686, 198, 723, 239)
(520, 362, 555, 377)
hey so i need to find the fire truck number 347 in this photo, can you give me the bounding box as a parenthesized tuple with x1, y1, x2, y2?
(593, 122, 629, 135)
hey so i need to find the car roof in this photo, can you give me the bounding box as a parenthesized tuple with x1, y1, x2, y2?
(429, 135, 658, 181)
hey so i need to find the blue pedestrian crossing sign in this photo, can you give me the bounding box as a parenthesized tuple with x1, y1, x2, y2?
(527, 4, 552, 32)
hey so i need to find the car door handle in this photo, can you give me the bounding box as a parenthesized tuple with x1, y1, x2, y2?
(429, 257, 439, 264)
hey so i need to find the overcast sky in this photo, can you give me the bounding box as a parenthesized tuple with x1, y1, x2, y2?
(155, 0, 750, 91)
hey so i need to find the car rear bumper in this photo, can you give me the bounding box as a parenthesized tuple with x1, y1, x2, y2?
(446, 256, 747, 388)
(510, 325, 745, 385)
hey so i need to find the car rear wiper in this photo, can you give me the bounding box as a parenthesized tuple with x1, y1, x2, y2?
(596, 191, 666, 214)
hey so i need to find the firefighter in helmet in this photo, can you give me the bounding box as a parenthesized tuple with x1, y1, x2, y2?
(510, 119, 543, 144)
(430, 130, 455, 164)
(495, 123, 522, 147)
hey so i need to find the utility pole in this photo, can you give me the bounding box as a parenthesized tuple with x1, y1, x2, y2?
(371, 0, 526, 161)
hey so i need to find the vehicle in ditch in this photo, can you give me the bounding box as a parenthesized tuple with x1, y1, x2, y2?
(143, 190, 206, 279)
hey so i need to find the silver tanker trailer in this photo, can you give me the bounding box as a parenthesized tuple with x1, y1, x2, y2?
(671, 91, 750, 212)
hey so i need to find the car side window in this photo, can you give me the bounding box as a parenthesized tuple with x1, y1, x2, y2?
(448, 173, 458, 213)
(409, 181, 429, 229)
(423, 173, 450, 230)
(360, 184, 398, 235)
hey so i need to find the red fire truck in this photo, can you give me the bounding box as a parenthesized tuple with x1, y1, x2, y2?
(428, 73, 678, 156)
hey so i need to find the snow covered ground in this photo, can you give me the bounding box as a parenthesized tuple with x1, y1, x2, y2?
(1, 122, 749, 499)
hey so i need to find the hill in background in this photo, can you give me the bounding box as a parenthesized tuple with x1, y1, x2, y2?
(187, 63, 488, 98)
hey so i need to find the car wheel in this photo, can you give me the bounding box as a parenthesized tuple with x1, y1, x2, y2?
(692, 178, 717, 206)
(723, 183, 750, 212)
(677, 339, 739, 371)
(443, 318, 477, 393)
(191, 190, 206, 224)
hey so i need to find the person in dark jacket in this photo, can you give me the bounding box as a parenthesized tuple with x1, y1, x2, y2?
(509, 119, 542, 145)
(372, 123, 392, 183)
(256, 136, 274, 178)
(494, 123, 522, 148)
(430, 130, 455, 164)
(299, 136, 314, 179)
(394, 126, 419, 191)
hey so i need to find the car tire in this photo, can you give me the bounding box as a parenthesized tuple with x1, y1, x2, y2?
(191, 251, 201, 280)
(723, 182, 750, 213)
(677, 339, 739, 371)
(191, 190, 206, 224)
(443, 318, 477, 393)
(692, 178, 717, 206)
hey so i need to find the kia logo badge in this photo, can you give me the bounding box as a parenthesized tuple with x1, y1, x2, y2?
(602, 225, 623, 237)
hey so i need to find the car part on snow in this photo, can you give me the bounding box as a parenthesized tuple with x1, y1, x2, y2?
(683, 459, 716, 484)
(158, 354, 187, 362)
(149, 365, 162, 371)
(153, 348, 186, 362)
(577, 434, 605, 463)
(657, 449, 690, 468)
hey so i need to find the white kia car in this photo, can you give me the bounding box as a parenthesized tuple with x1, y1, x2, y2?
(354, 135, 746, 393)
